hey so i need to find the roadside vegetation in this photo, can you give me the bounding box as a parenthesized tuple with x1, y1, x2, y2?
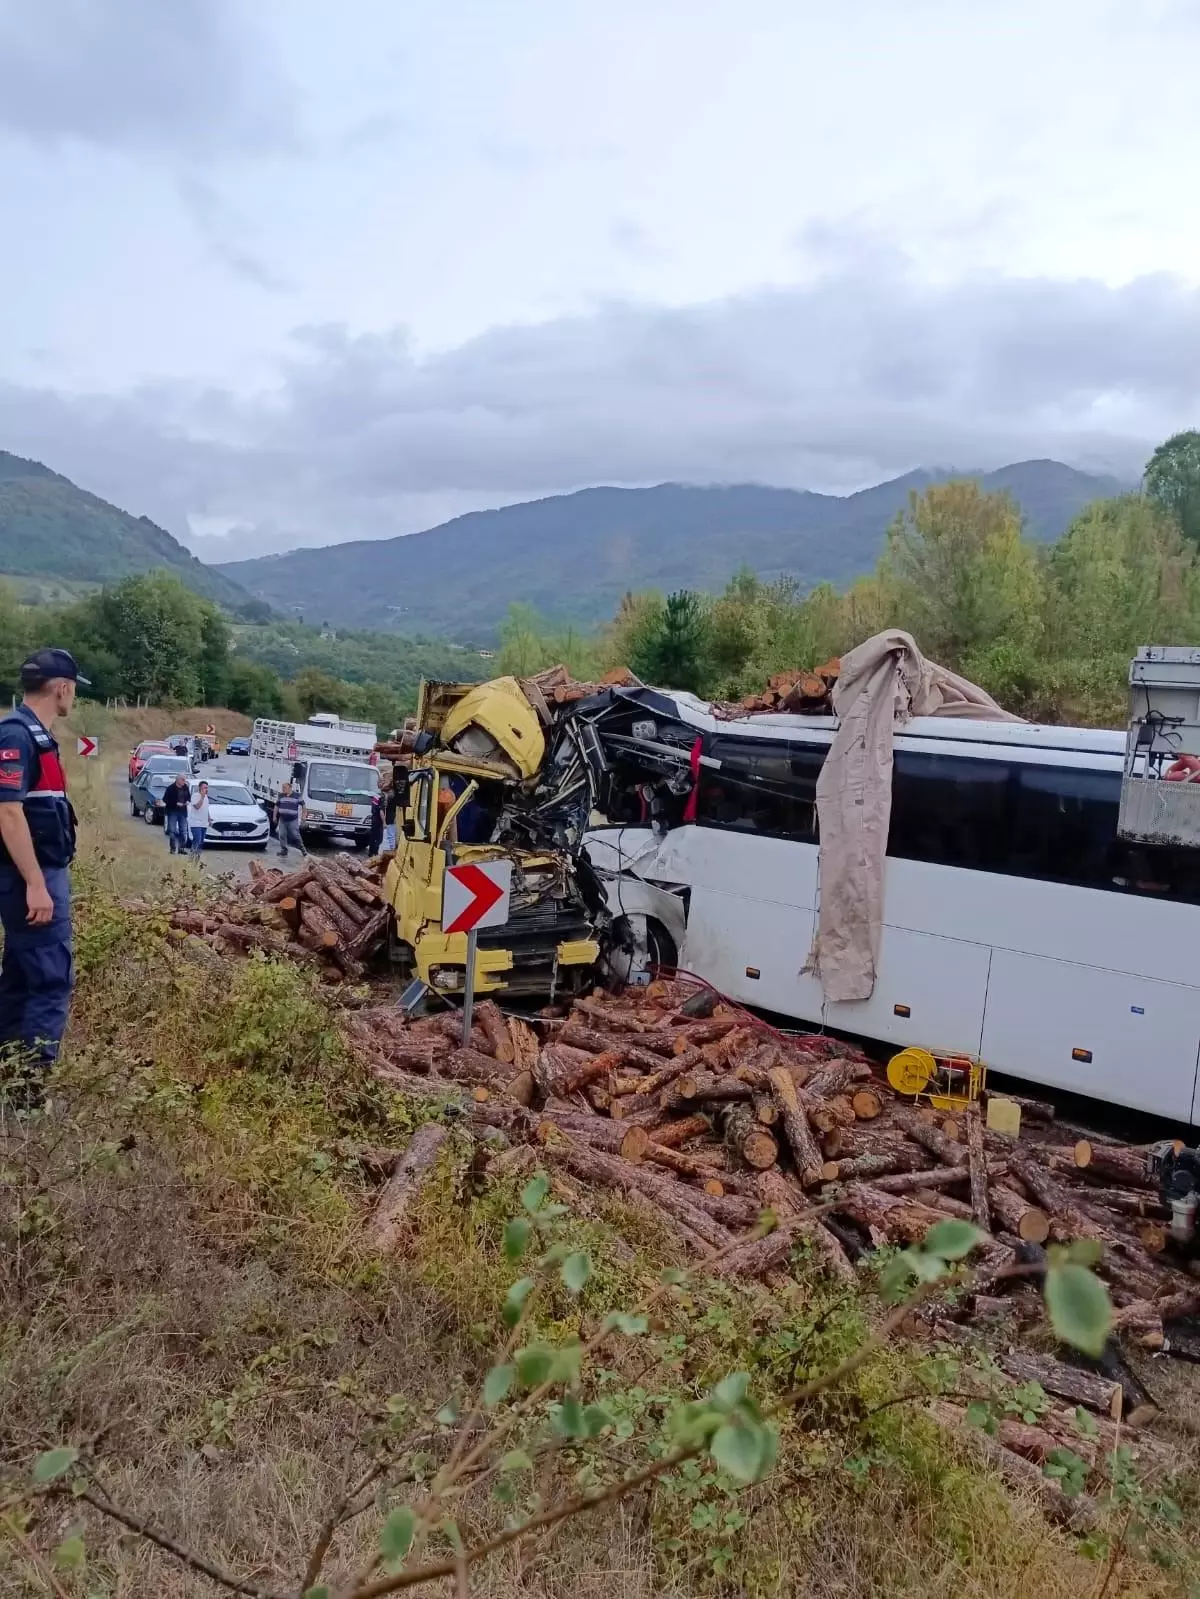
(0, 713, 1197, 1596)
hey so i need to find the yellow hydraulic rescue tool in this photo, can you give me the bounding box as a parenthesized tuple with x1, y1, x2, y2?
(886, 1047, 987, 1112)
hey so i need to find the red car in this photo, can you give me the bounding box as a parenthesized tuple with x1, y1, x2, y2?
(129, 740, 173, 782)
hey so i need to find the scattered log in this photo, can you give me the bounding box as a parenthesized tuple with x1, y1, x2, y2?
(931, 1403, 1097, 1530)
(363, 1123, 451, 1252)
(261, 864, 315, 902)
(649, 1114, 712, 1150)
(552, 1142, 734, 1253)
(851, 1087, 883, 1121)
(1072, 1140, 1154, 1189)
(306, 881, 365, 944)
(987, 1183, 1050, 1244)
(474, 1000, 515, 1063)
(712, 1217, 806, 1278)
(820, 1148, 925, 1185)
(719, 1102, 779, 1171)
(965, 1106, 991, 1232)
(767, 1064, 824, 1185)
(299, 903, 339, 949)
(995, 1349, 1121, 1417)
(310, 867, 370, 926)
(894, 1108, 967, 1168)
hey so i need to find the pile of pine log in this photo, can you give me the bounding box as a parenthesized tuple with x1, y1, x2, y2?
(350, 977, 1200, 1350)
(166, 852, 389, 984)
(717, 657, 841, 718)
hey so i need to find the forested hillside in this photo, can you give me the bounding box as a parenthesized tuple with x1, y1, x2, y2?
(498, 435, 1200, 728)
(0, 449, 258, 613)
(218, 461, 1123, 641)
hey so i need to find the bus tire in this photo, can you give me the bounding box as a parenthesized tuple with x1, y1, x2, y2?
(603, 913, 678, 986)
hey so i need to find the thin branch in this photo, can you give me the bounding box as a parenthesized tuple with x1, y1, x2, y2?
(67, 1489, 286, 1599)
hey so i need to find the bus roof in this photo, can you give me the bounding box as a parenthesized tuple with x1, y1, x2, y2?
(649, 691, 1126, 760)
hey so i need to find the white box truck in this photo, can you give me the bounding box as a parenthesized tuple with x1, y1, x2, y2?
(248, 714, 379, 849)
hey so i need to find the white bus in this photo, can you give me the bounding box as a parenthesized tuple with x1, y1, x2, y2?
(584, 703, 1200, 1125)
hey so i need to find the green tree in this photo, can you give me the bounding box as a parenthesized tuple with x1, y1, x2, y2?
(881, 480, 1045, 667)
(226, 659, 287, 718)
(632, 590, 709, 693)
(1144, 429, 1200, 545)
(291, 666, 351, 719)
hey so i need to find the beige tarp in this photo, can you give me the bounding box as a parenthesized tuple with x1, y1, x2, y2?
(804, 630, 1020, 1003)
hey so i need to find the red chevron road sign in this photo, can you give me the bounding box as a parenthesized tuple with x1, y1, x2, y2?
(442, 860, 512, 935)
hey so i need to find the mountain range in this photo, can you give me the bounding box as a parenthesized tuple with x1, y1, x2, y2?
(0, 450, 255, 613)
(217, 459, 1126, 642)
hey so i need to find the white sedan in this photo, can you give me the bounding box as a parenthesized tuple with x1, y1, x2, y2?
(196, 780, 271, 848)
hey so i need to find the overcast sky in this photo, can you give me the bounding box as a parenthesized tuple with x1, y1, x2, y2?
(3, 0, 1200, 562)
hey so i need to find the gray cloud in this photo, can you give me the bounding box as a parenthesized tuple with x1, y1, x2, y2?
(2, 261, 1198, 560)
(0, 0, 294, 155)
(174, 172, 291, 292)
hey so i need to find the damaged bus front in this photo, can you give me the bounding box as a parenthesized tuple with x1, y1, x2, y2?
(383, 677, 602, 998)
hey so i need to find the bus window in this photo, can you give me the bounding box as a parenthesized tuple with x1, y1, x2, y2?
(889, 752, 1010, 871)
(697, 737, 824, 842)
(1009, 766, 1123, 889)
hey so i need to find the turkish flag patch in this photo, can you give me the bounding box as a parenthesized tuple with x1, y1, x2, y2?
(0, 749, 22, 762)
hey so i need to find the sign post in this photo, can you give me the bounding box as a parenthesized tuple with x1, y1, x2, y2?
(76, 735, 98, 759)
(441, 860, 512, 1038)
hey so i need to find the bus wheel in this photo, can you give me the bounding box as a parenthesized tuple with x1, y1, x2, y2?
(602, 914, 677, 987)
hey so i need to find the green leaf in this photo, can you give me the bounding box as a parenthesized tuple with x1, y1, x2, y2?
(549, 1340, 584, 1384)
(879, 1252, 917, 1302)
(582, 1402, 613, 1437)
(711, 1371, 751, 1411)
(710, 1419, 775, 1484)
(516, 1345, 555, 1387)
(1064, 1238, 1104, 1268)
(500, 1448, 534, 1472)
(53, 1534, 85, 1571)
(304, 1589, 332, 1599)
(660, 1267, 687, 1285)
(521, 1173, 550, 1213)
(1074, 1406, 1101, 1439)
(483, 1364, 515, 1405)
(503, 1217, 532, 1261)
(556, 1396, 587, 1438)
(502, 1276, 536, 1328)
(1045, 1263, 1112, 1357)
(603, 1311, 649, 1336)
(379, 1506, 416, 1565)
(33, 1446, 80, 1484)
(561, 1251, 591, 1294)
(435, 1403, 458, 1427)
(965, 1400, 992, 1431)
(923, 1219, 983, 1261)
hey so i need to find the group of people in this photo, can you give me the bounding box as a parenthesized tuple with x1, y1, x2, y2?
(161, 773, 211, 859)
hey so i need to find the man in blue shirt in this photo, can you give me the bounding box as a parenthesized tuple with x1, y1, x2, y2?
(0, 648, 88, 1094)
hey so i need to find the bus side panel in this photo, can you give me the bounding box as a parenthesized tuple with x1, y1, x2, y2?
(683, 886, 824, 1020)
(981, 951, 1200, 1122)
(823, 929, 991, 1059)
(671, 828, 819, 912)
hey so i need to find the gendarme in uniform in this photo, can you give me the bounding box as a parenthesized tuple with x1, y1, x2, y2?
(0, 648, 88, 1070)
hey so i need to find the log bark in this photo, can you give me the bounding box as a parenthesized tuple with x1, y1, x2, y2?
(720, 1102, 779, 1171)
(1110, 1287, 1200, 1335)
(687, 1072, 754, 1104)
(364, 1123, 451, 1252)
(870, 1164, 983, 1195)
(1073, 1140, 1154, 1189)
(835, 1186, 960, 1246)
(988, 1182, 1050, 1244)
(805, 1059, 871, 1097)
(310, 868, 370, 926)
(755, 1167, 856, 1282)
(347, 906, 389, 958)
(441, 1047, 513, 1087)
(895, 1108, 968, 1167)
(649, 1113, 712, 1150)
(821, 1148, 926, 1185)
(304, 882, 366, 943)
(712, 1217, 806, 1278)
(767, 1065, 824, 1185)
(299, 903, 339, 948)
(218, 922, 288, 954)
(551, 1142, 734, 1252)
(965, 1105, 991, 1232)
(260, 864, 315, 901)
(996, 1349, 1120, 1416)
(931, 1404, 1098, 1530)
(474, 1000, 515, 1063)
(562, 1048, 624, 1096)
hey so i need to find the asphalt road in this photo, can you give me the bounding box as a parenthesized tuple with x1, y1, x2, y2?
(111, 750, 357, 885)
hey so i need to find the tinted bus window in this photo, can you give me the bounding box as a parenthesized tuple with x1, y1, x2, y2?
(889, 751, 1011, 870)
(1009, 766, 1123, 889)
(697, 737, 824, 842)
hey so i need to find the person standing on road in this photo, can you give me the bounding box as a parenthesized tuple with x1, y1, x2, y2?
(189, 781, 211, 860)
(0, 648, 88, 1087)
(162, 773, 190, 855)
(275, 781, 307, 859)
(368, 788, 384, 855)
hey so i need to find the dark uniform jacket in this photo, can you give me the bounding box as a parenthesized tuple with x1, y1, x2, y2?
(0, 705, 76, 870)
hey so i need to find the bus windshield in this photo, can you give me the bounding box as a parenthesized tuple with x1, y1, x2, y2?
(306, 762, 378, 804)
